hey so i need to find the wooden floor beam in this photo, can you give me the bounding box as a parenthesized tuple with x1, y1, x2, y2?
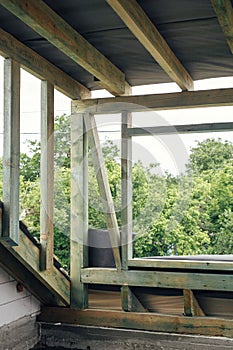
(39, 307, 233, 337)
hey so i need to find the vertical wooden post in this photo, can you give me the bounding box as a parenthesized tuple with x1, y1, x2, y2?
(121, 111, 133, 268)
(2, 58, 20, 246)
(40, 81, 54, 271)
(84, 113, 121, 270)
(121, 111, 133, 310)
(70, 108, 88, 309)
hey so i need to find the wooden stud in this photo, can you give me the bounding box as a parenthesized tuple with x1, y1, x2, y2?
(107, 0, 193, 91)
(121, 286, 147, 312)
(211, 0, 233, 54)
(183, 289, 205, 317)
(127, 122, 233, 136)
(121, 112, 133, 269)
(0, 0, 128, 96)
(81, 268, 233, 292)
(1, 58, 20, 246)
(40, 81, 54, 271)
(70, 110, 89, 309)
(84, 114, 122, 270)
(0, 28, 90, 100)
(73, 88, 233, 114)
(39, 307, 233, 337)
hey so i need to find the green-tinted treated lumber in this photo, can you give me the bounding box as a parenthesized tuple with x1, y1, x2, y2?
(39, 307, 233, 337)
(81, 268, 233, 292)
(127, 122, 233, 136)
(183, 289, 205, 317)
(40, 81, 54, 271)
(121, 112, 133, 269)
(1, 58, 20, 246)
(128, 258, 233, 271)
(85, 114, 121, 270)
(0, 242, 64, 306)
(211, 0, 233, 54)
(0, 205, 70, 305)
(70, 111, 88, 309)
(0, 28, 90, 99)
(121, 286, 147, 312)
(73, 88, 233, 114)
(0, 0, 127, 96)
(107, 0, 193, 91)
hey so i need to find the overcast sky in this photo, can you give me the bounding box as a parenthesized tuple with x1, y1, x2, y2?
(0, 55, 233, 175)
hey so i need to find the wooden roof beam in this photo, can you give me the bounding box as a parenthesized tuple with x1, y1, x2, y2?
(0, 0, 130, 96)
(0, 28, 90, 100)
(73, 88, 233, 114)
(211, 0, 233, 54)
(106, 0, 194, 91)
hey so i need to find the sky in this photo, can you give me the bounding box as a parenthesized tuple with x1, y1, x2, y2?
(0, 55, 233, 175)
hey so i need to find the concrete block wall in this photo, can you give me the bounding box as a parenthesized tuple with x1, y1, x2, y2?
(0, 265, 40, 350)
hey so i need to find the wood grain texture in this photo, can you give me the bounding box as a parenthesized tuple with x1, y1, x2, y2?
(107, 0, 193, 91)
(211, 0, 233, 54)
(74, 88, 233, 114)
(128, 258, 233, 271)
(40, 81, 54, 271)
(183, 289, 205, 317)
(0, 208, 70, 306)
(2, 58, 20, 246)
(70, 111, 88, 309)
(0, 0, 127, 95)
(39, 307, 233, 337)
(0, 28, 90, 99)
(81, 268, 233, 292)
(127, 122, 233, 136)
(121, 112, 133, 269)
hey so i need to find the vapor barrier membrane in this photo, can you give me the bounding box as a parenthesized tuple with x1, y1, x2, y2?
(0, 0, 233, 90)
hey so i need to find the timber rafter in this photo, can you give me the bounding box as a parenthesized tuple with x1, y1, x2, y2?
(0, 0, 130, 96)
(106, 0, 194, 91)
(211, 0, 233, 54)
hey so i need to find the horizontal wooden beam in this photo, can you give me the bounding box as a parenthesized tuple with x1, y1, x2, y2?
(127, 122, 233, 136)
(107, 0, 193, 91)
(0, 28, 90, 99)
(73, 88, 233, 114)
(81, 268, 233, 292)
(39, 307, 233, 337)
(0, 0, 128, 96)
(211, 0, 233, 54)
(128, 258, 233, 271)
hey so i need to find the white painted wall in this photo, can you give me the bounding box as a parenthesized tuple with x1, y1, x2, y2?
(0, 265, 40, 327)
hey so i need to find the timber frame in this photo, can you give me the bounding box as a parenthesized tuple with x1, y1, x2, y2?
(0, 0, 233, 340)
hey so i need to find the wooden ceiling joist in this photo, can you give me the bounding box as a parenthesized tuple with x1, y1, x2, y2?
(211, 0, 233, 54)
(106, 0, 194, 91)
(0, 0, 130, 96)
(0, 28, 90, 100)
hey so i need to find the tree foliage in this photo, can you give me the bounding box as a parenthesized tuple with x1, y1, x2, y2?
(1, 112, 233, 269)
